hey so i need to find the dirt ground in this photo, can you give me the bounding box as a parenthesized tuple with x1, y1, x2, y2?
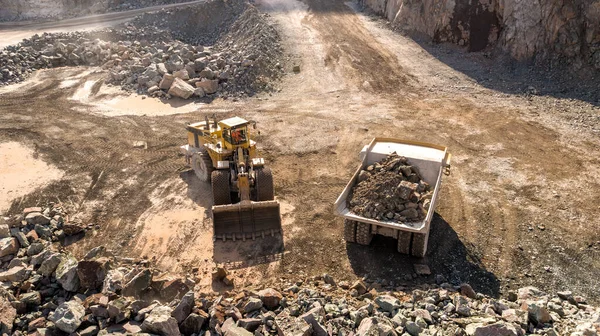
(1, 0, 599, 300)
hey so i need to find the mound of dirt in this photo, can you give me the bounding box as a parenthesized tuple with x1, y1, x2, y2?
(348, 153, 432, 223)
(0, 0, 284, 99)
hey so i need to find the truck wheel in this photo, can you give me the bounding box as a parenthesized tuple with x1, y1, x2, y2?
(211, 170, 231, 205)
(355, 222, 373, 245)
(411, 232, 428, 258)
(397, 231, 412, 255)
(255, 167, 274, 201)
(343, 220, 357, 243)
(192, 151, 214, 182)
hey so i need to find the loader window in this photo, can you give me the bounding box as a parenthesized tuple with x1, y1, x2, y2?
(224, 127, 248, 145)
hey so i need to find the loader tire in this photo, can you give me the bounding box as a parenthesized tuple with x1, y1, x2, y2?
(411, 232, 428, 258)
(192, 151, 214, 182)
(343, 220, 357, 243)
(397, 231, 412, 255)
(355, 222, 373, 246)
(255, 167, 274, 201)
(211, 170, 231, 206)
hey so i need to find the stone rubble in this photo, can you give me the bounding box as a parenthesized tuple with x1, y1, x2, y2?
(0, 0, 284, 100)
(2, 203, 600, 336)
(348, 152, 432, 223)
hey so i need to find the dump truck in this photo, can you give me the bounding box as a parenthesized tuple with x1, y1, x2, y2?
(334, 138, 451, 257)
(180, 116, 281, 241)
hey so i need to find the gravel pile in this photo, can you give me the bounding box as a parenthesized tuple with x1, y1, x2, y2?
(348, 153, 432, 223)
(0, 0, 284, 100)
(1, 201, 599, 336)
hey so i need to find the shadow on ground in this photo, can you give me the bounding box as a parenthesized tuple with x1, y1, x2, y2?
(347, 213, 500, 297)
(410, 35, 600, 106)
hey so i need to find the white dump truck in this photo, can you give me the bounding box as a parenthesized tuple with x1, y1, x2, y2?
(334, 138, 451, 257)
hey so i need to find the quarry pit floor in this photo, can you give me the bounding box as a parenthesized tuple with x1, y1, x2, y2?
(1, 0, 599, 299)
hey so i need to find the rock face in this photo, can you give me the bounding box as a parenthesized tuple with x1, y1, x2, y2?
(360, 0, 600, 70)
(50, 301, 85, 333)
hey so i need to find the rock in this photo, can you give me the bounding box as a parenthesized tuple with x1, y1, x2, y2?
(460, 283, 478, 299)
(168, 77, 195, 99)
(55, 254, 80, 292)
(173, 69, 190, 80)
(34, 224, 52, 239)
(0, 237, 19, 257)
(472, 322, 519, 336)
(26, 241, 46, 256)
(405, 320, 422, 336)
(517, 286, 544, 300)
(259, 288, 283, 309)
(38, 253, 63, 276)
(77, 258, 109, 290)
(0, 296, 16, 334)
(356, 317, 396, 336)
(196, 79, 219, 94)
(141, 306, 180, 336)
(501, 308, 527, 325)
(49, 300, 85, 333)
(375, 295, 401, 313)
(293, 65, 301, 73)
(108, 297, 131, 323)
(172, 291, 194, 324)
(222, 318, 253, 336)
(160, 278, 189, 301)
(454, 295, 471, 316)
(27, 317, 46, 332)
(243, 297, 263, 313)
(0, 266, 29, 282)
(413, 309, 432, 324)
(83, 246, 105, 260)
(300, 305, 326, 336)
(212, 267, 228, 281)
(0, 224, 9, 238)
(238, 318, 262, 331)
(12, 231, 29, 248)
(25, 212, 50, 225)
(159, 73, 175, 90)
(78, 325, 99, 336)
(122, 320, 142, 333)
(525, 300, 552, 325)
(180, 312, 208, 335)
(351, 280, 368, 295)
(20, 291, 42, 307)
(103, 268, 125, 294)
(62, 222, 84, 235)
(122, 269, 152, 297)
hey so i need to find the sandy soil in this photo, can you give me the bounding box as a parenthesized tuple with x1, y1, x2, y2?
(1, 0, 599, 300)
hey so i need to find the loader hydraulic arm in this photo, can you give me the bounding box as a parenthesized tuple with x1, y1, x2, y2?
(236, 147, 251, 202)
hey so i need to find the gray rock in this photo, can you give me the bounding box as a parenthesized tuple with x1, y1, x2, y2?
(375, 295, 401, 313)
(460, 283, 477, 299)
(526, 300, 552, 325)
(25, 212, 50, 225)
(38, 253, 63, 276)
(300, 306, 326, 336)
(20, 291, 41, 307)
(454, 295, 471, 317)
(0, 266, 29, 282)
(34, 224, 52, 239)
(121, 269, 152, 297)
(27, 241, 46, 256)
(172, 291, 194, 324)
(77, 258, 109, 290)
(195, 79, 219, 94)
(159, 74, 175, 90)
(0, 237, 19, 257)
(472, 322, 519, 336)
(108, 297, 131, 323)
(55, 254, 79, 292)
(12, 231, 29, 248)
(180, 312, 208, 335)
(0, 224, 9, 238)
(238, 318, 262, 331)
(49, 300, 85, 333)
(243, 297, 263, 313)
(103, 268, 125, 294)
(356, 317, 396, 336)
(141, 306, 179, 336)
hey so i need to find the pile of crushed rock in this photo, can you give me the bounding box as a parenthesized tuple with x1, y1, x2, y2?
(0, 0, 284, 100)
(348, 153, 432, 223)
(2, 204, 600, 336)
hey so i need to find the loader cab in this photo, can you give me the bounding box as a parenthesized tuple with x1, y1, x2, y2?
(219, 117, 251, 149)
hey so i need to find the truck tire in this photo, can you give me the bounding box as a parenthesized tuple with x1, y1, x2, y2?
(397, 231, 412, 255)
(343, 220, 357, 243)
(411, 232, 428, 258)
(355, 222, 373, 245)
(211, 170, 231, 205)
(192, 151, 213, 182)
(255, 167, 274, 201)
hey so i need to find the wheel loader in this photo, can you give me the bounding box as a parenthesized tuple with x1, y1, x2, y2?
(180, 116, 281, 241)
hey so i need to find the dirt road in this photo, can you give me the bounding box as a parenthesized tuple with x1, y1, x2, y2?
(1, 0, 599, 299)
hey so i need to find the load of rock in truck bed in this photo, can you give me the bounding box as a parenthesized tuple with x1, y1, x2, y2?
(348, 152, 432, 223)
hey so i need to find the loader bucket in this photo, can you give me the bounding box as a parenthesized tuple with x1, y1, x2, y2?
(212, 201, 281, 241)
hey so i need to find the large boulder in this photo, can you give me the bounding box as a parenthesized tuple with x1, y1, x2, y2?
(168, 78, 195, 99)
(141, 306, 180, 336)
(258, 288, 282, 309)
(195, 79, 219, 94)
(38, 253, 64, 276)
(0, 237, 19, 257)
(50, 301, 85, 333)
(172, 291, 194, 324)
(121, 269, 152, 298)
(159, 74, 174, 90)
(77, 258, 109, 290)
(55, 254, 80, 292)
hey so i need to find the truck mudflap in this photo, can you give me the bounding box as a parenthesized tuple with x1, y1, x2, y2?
(212, 200, 281, 241)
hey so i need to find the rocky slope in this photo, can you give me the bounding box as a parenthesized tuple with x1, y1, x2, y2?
(360, 0, 600, 71)
(2, 204, 600, 336)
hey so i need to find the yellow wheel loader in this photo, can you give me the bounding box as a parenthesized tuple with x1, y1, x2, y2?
(180, 116, 281, 241)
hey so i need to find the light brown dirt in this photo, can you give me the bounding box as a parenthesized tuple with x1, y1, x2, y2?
(1, 0, 599, 299)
